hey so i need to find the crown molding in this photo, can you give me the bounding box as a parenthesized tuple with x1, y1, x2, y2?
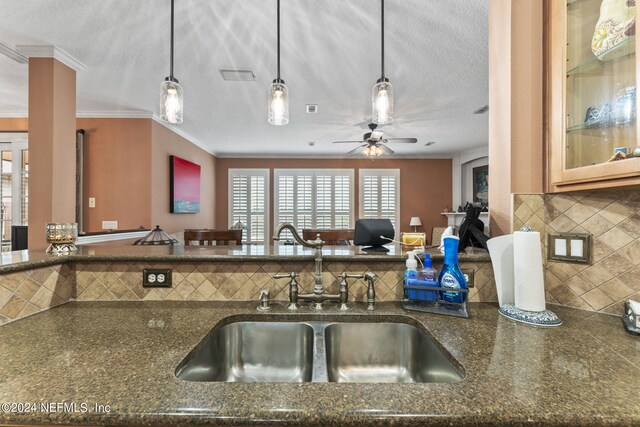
(16, 45, 87, 71)
(76, 110, 153, 119)
(214, 152, 453, 159)
(151, 114, 216, 156)
(0, 112, 28, 118)
(0, 42, 28, 64)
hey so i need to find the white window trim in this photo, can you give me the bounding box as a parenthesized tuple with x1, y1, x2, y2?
(228, 168, 270, 244)
(274, 168, 355, 237)
(358, 168, 401, 239)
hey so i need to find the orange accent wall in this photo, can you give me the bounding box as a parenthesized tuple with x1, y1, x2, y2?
(214, 158, 452, 243)
(0, 118, 28, 131)
(77, 118, 152, 232)
(151, 121, 216, 234)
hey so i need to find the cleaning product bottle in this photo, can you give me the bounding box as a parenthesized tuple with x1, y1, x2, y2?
(438, 236, 467, 303)
(404, 251, 418, 284)
(418, 254, 439, 301)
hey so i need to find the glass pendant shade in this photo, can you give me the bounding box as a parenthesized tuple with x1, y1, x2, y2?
(160, 79, 183, 124)
(372, 80, 393, 125)
(268, 81, 289, 126)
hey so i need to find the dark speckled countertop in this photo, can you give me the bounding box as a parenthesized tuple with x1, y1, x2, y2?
(0, 244, 491, 274)
(0, 301, 638, 426)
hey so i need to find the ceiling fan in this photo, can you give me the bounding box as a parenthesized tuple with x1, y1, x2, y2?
(332, 123, 418, 157)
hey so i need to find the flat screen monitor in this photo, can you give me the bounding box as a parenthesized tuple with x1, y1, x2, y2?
(354, 219, 395, 252)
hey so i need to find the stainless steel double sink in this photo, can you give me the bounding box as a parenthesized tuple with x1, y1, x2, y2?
(175, 319, 463, 383)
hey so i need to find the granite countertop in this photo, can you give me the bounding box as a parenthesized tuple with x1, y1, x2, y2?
(0, 301, 638, 426)
(0, 245, 491, 274)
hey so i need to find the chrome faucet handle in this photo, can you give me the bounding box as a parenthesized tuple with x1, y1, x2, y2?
(273, 272, 300, 310)
(257, 289, 271, 312)
(364, 272, 378, 311)
(338, 272, 377, 311)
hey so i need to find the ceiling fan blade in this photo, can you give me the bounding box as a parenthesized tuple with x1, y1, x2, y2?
(380, 144, 395, 155)
(385, 138, 418, 143)
(332, 140, 364, 144)
(346, 144, 367, 155)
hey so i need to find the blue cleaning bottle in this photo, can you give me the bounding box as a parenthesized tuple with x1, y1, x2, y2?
(438, 236, 467, 303)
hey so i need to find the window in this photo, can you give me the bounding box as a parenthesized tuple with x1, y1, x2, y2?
(274, 169, 354, 239)
(359, 169, 400, 237)
(0, 139, 28, 252)
(228, 169, 269, 244)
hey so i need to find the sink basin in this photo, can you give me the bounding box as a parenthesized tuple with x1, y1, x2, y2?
(175, 321, 314, 382)
(325, 322, 463, 383)
(176, 318, 462, 383)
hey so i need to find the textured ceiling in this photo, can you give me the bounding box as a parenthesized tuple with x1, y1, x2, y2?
(0, 0, 488, 157)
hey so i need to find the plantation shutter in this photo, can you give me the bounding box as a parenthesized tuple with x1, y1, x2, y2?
(228, 169, 269, 243)
(359, 169, 400, 236)
(274, 169, 354, 240)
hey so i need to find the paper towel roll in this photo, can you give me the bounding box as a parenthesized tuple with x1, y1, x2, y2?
(513, 231, 546, 312)
(486, 234, 515, 307)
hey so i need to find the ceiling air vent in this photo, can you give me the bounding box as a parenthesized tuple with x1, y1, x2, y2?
(473, 105, 489, 115)
(219, 69, 256, 81)
(306, 104, 318, 113)
(425, 141, 436, 146)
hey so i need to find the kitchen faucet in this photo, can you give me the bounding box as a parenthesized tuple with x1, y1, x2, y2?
(272, 223, 378, 310)
(273, 223, 325, 294)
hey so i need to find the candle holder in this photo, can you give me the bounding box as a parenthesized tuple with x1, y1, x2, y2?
(45, 223, 78, 254)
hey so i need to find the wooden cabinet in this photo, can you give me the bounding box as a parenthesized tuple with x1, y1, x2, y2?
(547, 0, 640, 192)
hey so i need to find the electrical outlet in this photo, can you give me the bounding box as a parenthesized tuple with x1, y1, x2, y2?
(461, 269, 475, 288)
(88, 197, 96, 208)
(102, 221, 118, 230)
(143, 269, 172, 288)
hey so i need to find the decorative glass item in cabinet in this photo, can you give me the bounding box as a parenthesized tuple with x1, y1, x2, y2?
(565, 0, 638, 169)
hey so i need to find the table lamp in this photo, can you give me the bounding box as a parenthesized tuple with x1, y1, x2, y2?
(409, 217, 422, 232)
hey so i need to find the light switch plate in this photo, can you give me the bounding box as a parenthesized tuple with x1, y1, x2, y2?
(102, 220, 118, 230)
(548, 233, 591, 264)
(88, 197, 96, 208)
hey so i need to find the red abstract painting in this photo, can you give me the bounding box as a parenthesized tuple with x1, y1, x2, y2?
(170, 156, 200, 213)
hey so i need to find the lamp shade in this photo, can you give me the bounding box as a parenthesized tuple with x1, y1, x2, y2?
(409, 217, 422, 227)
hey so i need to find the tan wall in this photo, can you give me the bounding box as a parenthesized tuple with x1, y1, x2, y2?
(28, 58, 76, 249)
(151, 121, 216, 234)
(77, 118, 152, 232)
(488, 0, 544, 236)
(214, 158, 451, 243)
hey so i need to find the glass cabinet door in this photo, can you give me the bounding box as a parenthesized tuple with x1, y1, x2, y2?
(565, 0, 638, 170)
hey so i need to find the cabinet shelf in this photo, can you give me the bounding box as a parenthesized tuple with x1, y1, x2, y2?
(567, 37, 635, 77)
(566, 120, 636, 133)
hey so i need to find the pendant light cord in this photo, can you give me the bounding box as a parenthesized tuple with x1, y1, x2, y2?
(380, 0, 385, 80)
(277, 0, 281, 81)
(170, 0, 175, 78)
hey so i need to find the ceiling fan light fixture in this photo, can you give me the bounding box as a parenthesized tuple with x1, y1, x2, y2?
(372, 0, 393, 125)
(159, 0, 183, 125)
(268, 0, 289, 126)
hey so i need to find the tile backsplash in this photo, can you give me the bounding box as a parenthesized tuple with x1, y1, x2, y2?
(75, 261, 497, 305)
(0, 264, 75, 325)
(514, 190, 640, 314)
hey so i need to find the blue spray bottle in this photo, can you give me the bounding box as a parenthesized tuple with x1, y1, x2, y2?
(438, 236, 467, 303)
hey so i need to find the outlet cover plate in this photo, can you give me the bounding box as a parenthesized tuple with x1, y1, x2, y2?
(461, 268, 475, 288)
(143, 269, 172, 287)
(102, 220, 118, 230)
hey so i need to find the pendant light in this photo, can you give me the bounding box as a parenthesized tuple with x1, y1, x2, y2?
(268, 0, 289, 126)
(159, 0, 183, 124)
(372, 0, 393, 125)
